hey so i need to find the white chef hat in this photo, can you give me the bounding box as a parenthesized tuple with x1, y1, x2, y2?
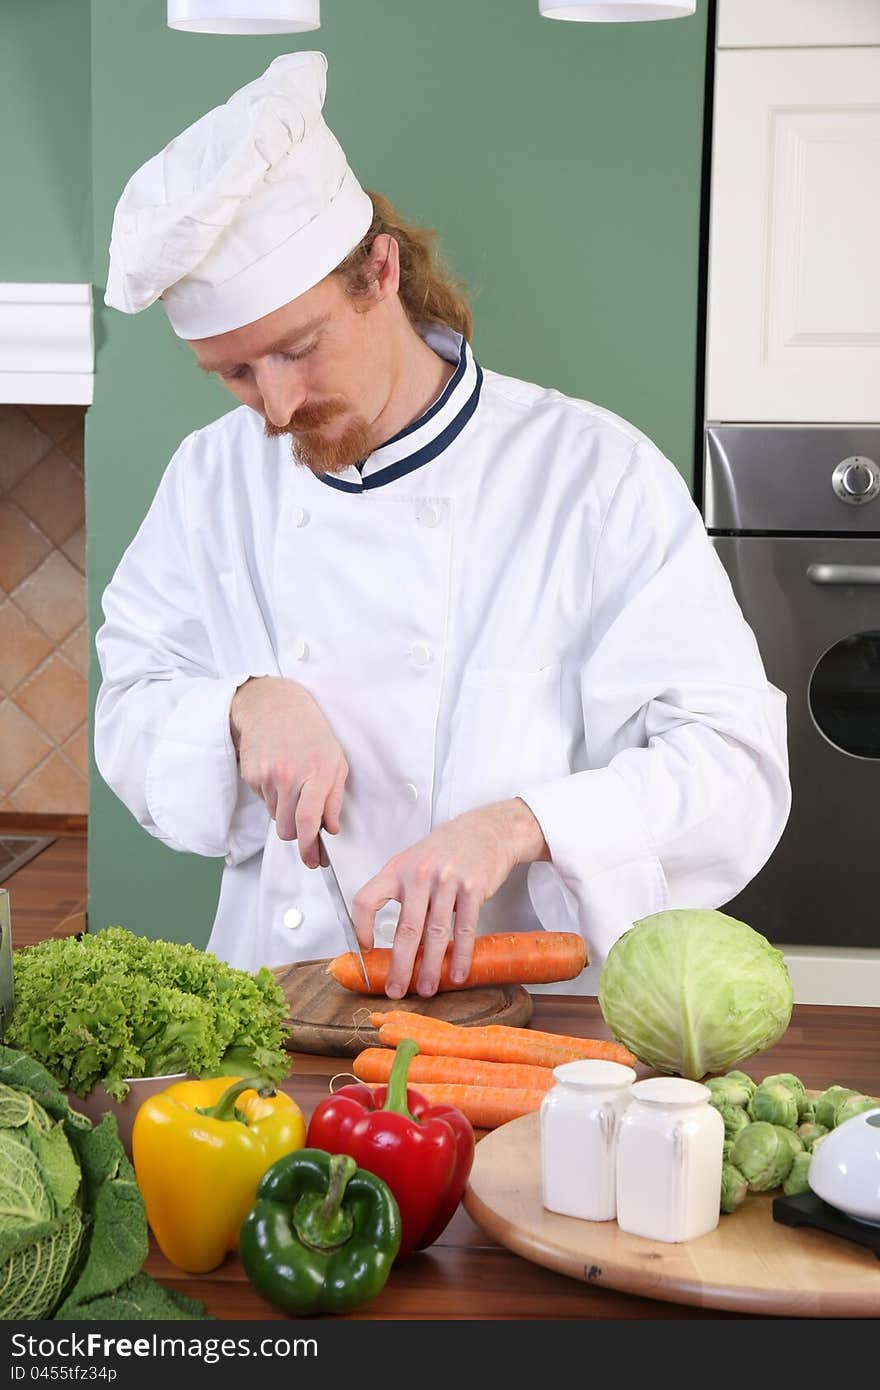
(104, 51, 374, 340)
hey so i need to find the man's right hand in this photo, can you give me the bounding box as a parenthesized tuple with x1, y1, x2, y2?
(230, 676, 349, 869)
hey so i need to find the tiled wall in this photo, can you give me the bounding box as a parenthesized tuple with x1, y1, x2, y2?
(0, 404, 87, 815)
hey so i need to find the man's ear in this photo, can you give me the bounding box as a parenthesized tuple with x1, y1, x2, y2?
(370, 233, 400, 300)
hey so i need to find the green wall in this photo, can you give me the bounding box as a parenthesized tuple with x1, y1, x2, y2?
(87, 0, 709, 948)
(0, 0, 92, 281)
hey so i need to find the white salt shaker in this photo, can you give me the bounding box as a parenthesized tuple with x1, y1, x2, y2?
(540, 1059, 637, 1221)
(615, 1077, 724, 1243)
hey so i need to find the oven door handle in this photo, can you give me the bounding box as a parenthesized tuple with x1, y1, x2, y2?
(807, 563, 880, 586)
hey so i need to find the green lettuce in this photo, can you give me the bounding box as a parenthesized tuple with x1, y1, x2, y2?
(7, 927, 291, 1101)
(0, 1046, 207, 1321)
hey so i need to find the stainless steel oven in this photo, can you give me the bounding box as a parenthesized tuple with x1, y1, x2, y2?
(705, 425, 880, 949)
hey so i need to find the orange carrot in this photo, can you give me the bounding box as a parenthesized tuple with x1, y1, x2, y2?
(327, 931, 588, 995)
(369, 1010, 638, 1070)
(352, 1047, 557, 1093)
(407, 1084, 546, 1130)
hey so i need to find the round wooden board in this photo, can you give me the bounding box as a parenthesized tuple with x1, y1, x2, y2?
(463, 1110, 880, 1317)
(270, 958, 533, 1057)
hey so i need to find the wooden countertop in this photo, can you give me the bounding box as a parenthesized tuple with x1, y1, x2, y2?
(144, 994, 880, 1321)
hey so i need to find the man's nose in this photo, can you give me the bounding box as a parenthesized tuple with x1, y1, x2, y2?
(257, 362, 307, 429)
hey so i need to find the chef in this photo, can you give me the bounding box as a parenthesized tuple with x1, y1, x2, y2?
(95, 51, 791, 999)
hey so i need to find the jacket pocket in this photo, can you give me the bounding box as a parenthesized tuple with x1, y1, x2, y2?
(448, 662, 569, 814)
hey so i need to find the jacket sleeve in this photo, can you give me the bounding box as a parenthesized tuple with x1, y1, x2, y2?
(94, 446, 270, 864)
(518, 439, 792, 965)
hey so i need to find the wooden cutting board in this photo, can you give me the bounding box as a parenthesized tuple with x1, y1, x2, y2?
(464, 1110, 880, 1317)
(270, 958, 533, 1057)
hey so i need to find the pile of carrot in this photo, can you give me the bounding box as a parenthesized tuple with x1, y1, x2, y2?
(327, 931, 588, 995)
(350, 1009, 638, 1131)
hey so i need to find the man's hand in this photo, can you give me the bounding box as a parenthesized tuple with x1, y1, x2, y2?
(351, 798, 550, 1000)
(230, 676, 348, 869)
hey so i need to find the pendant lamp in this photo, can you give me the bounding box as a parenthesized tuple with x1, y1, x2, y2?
(168, 1, 320, 33)
(540, 1, 696, 19)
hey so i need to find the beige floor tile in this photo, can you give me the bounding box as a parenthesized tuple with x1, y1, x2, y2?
(11, 448, 85, 547)
(11, 750, 87, 815)
(20, 405, 86, 446)
(0, 700, 52, 794)
(12, 553, 85, 643)
(0, 601, 53, 693)
(60, 622, 89, 678)
(0, 502, 52, 592)
(59, 427, 84, 471)
(0, 406, 52, 493)
(61, 525, 86, 574)
(62, 723, 89, 776)
(14, 654, 87, 744)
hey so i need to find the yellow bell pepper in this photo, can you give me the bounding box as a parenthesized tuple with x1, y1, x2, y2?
(132, 1074, 306, 1274)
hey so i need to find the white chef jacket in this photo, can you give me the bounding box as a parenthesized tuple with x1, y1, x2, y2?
(94, 323, 791, 976)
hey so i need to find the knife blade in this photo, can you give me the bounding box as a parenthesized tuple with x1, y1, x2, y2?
(317, 831, 371, 990)
(0, 889, 14, 1041)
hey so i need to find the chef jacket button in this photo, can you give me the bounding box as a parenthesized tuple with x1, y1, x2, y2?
(409, 642, 432, 667)
(377, 917, 397, 944)
(293, 638, 309, 661)
(403, 782, 419, 803)
(283, 906, 304, 930)
(292, 507, 310, 527)
(417, 504, 440, 528)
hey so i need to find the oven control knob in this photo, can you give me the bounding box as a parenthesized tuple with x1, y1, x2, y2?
(832, 457, 880, 506)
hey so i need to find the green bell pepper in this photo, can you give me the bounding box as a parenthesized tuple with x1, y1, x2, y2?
(239, 1147, 401, 1315)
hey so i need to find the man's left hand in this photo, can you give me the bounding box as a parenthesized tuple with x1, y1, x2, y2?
(351, 798, 550, 1000)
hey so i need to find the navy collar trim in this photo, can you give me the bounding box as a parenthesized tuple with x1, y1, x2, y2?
(317, 333, 481, 494)
(377, 334, 469, 451)
(319, 362, 483, 493)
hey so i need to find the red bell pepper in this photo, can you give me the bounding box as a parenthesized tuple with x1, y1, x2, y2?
(306, 1038, 475, 1258)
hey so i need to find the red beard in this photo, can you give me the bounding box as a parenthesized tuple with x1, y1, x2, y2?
(264, 402, 374, 476)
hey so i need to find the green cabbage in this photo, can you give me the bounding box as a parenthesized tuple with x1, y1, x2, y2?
(0, 1047, 207, 1321)
(7, 927, 291, 1101)
(598, 909, 793, 1080)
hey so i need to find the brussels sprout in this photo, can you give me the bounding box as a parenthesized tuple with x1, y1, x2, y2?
(759, 1074, 813, 1120)
(798, 1097, 817, 1125)
(707, 1076, 753, 1109)
(720, 1162, 748, 1214)
(835, 1095, 880, 1126)
(814, 1086, 857, 1130)
(730, 1121, 798, 1191)
(714, 1100, 752, 1143)
(778, 1127, 804, 1161)
(782, 1151, 812, 1197)
(797, 1121, 829, 1152)
(722, 1137, 734, 1160)
(724, 1070, 757, 1098)
(748, 1081, 799, 1130)
(761, 1071, 805, 1095)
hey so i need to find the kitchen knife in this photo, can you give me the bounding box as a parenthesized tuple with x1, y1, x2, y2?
(317, 831, 371, 990)
(0, 889, 14, 1041)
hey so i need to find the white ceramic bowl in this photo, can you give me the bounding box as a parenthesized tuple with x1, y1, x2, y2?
(808, 1106, 880, 1225)
(64, 1074, 191, 1157)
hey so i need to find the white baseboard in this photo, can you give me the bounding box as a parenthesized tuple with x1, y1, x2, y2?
(528, 947, 880, 1008)
(778, 946, 880, 1008)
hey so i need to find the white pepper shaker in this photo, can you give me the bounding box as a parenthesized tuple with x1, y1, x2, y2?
(540, 1059, 637, 1222)
(615, 1077, 724, 1243)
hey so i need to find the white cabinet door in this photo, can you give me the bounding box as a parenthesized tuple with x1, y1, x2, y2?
(718, 0, 880, 49)
(706, 47, 880, 423)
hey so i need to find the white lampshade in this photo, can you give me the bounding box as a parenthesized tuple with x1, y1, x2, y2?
(168, 0, 320, 33)
(540, 1, 696, 19)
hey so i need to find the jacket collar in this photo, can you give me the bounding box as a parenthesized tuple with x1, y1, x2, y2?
(317, 323, 482, 494)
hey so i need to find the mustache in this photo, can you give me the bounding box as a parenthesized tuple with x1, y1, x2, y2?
(264, 401, 345, 435)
